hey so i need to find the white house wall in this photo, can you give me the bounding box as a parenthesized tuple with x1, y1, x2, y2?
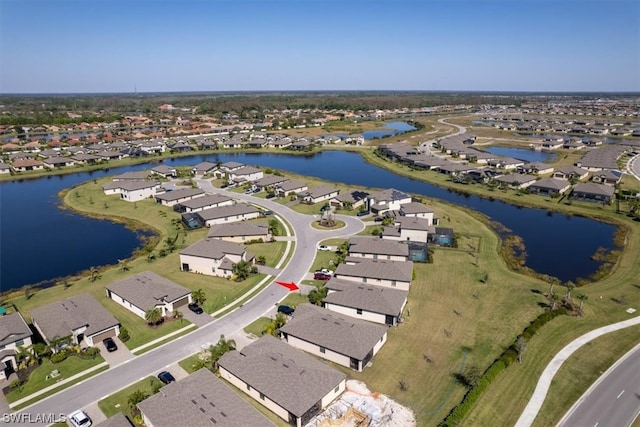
(284, 335, 353, 371)
(349, 252, 408, 262)
(204, 211, 261, 226)
(121, 187, 157, 202)
(400, 229, 429, 243)
(334, 274, 411, 291)
(323, 303, 389, 325)
(108, 291, 147, 319)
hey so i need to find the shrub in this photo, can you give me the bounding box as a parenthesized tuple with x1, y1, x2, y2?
(50, 352, 68, 364)
(119, 327, 130, 342)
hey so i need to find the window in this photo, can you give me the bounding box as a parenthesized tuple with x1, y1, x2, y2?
(15, 339, 24, 346)
(356, 309, 363, 315)
(320, 346, 326, 354)
(259, 393, 265, 401)
(246, 384, 251, 391)
(373, 254, 378, 260)
(362, 278, 367, 283)
(391, 280, 397, 287)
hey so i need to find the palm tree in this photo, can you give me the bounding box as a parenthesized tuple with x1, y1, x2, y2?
(548, 293, 561, 311)
(576, 293, 588, 314)
(564, 281, 576, 300)
(547, 277, 559, 297)
(210, 335, 236, 367)
(173, 310, 183, 322)
(16, 346, 38, 370)
(145, 308, 163, 326)
(191, 289, 206, 305)
(308, 284, 328, 306)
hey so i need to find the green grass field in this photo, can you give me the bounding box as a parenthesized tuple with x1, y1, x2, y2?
(98, 376, 164, 420)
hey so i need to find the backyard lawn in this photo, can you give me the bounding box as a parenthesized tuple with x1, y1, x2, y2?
(98, 375, 164, 420)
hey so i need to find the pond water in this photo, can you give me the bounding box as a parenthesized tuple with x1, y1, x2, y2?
(484, 146, 556, 163)
(0, 151, 617, 291)
(363, 121, 416, 140)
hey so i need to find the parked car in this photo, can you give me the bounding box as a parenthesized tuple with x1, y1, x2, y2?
(317, 245, 330, 251)
(262, 210, 273, 216)
(102, 337, 117, 352)
(68, 410, 92, 427)
(357, 210, 369, 216)
(319, 268, 334, 276)
(188, 303, 204, 314)
(277, 305, 295, 315)
(313, 271, 332, 280)
(244, 189, 254, 194)
(157, 371, 176, 384)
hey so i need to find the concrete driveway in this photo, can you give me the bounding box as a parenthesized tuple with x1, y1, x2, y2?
(95, 336, 133, 367)
(182, 307, 214, 327)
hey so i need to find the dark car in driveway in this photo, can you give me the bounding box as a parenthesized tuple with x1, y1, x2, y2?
(277, 305, 295, 316)
(188, 303, 204, 314)
(103, 337, 117, 352)
(157, 371, 176, 384)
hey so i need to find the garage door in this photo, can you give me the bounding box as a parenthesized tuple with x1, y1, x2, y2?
(91, 328, 117, 343)
(172, 296, 190, 309)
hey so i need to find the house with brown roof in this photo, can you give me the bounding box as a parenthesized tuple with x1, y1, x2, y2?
(195, 203, 261, 227)
(334, 258, 413, 291)
(11, 158, 45, 172)
(207, 222, 271, 243)
(105, 271, 192, 319)
(218, 334, 346, 427)
(31, 293, 120, 348)
(279, 304, 388, 372)
(348, 236, 409, 261)
(154, 187, 205, 207)
(0, 312, 33, 380)
(323, 278, 408, 326)
(138, 368, 273, 427)
(180, 238, 253, 278)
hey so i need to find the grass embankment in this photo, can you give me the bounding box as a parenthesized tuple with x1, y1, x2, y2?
(5, 177, 286, 350)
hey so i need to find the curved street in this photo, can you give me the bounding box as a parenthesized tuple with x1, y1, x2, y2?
(9, 181, 364, 425)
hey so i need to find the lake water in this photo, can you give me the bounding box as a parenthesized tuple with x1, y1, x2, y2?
(0, 151, 616, 291)
(484, 146, 556, 163)
(363, 121, 416, 140)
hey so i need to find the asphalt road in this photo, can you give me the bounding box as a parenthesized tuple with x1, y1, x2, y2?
(8, 181, 364, 426)
(558, 344, 640, 427)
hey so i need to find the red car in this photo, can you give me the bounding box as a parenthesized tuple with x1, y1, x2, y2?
(313, 271, 332, 280)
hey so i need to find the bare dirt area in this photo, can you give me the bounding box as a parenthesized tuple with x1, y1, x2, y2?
(306, 380, 416, 427)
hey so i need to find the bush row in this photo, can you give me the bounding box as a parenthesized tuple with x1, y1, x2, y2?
(440, 308, 567, 426)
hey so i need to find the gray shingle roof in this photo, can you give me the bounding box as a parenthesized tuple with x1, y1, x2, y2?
(348, 236, 409, 257)
(530, 178, 571, 191)
(94, 412, 134, 427)
(277, 180, 307, 192)
(155, 188, 205, 202)
(0, 312, 32, 346)
(370, 188, 411, 203)
(31, 293, 119, 341)
(573, 182, 615, 197)
(335, 258, 413, 282)
(255, 175, 290, 188)
(218, 335, 345, 418)
(106, 271, 190, 312)
(207, 222, 269, 238)
(399, 202, 433, 214)
(324, 278, 408, 316)
(177, 194, 233, 209)
(302, 186, 339, 199)
(397, 217, 432, 231)
(232, 165, 262, 176)
(280, 304, 387, 361)
(181, 238, 247, 260)
(119, 180, 160, 191)
(196, 204, 260, 221)
(138, 368, 273, 427)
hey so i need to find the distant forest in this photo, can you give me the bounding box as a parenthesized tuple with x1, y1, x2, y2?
(0, 91, 635, 126)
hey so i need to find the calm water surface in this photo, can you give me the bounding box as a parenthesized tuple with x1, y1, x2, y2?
(0, 151, 616, 291)
(484, 146, 556, 163)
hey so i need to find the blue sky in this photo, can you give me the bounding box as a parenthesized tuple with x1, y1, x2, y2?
(1, 0, 638, 93)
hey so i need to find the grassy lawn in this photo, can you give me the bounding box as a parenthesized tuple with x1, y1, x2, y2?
(178, 353, 205, 374)
(243, 317, 273, 338)
(246, 241, 287, 267)
(309, 244, 346, 273)
(6, 356, 105, 404)
(132, 324, 196, 355)
(98, 376, 164, 419)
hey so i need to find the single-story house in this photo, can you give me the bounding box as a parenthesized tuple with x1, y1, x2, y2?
(330, 189, 370, 209)
(31, 293, 120, 348)
(367, 188, 412, 215)
(138, 368, 273, 427)
(571, 182, 616, 204)
(591, 170, 622, 186)
(494, 174, 538, 189)
(323, 278, 408, 326)
(218, 334, 346, 427)
(150, 165, 177, 178)
(348, 236, 409, 261)
(154, 187, 205, 207)
(280, 304, 388, 372)
(196, 203, 261, 227)
(528, 178, 572, 196)
(180, 238, 253, 278)
(276, 180, 308, 197)
(552, 166, 590, 181)
(42, 156, 75, 168)
(254, 175, 290, 190)
(229, 166, 264, 183)
(191, 161, 218, 176)
(518, 162, 554, 175)
(207, 222, 271, 243)
(11, 158, 45, 172)
(487, 157, 526, 170)
(106, 271, 192, 319)
(0, 162, 11, 174)
(0, 312, 33, 380)
(297, 186, 340, 204)
(334, 258, 413, 291)
(173, 193, 234, 213)
(117, 180, 162, 202)
(112, 171, 150, 181)
(399, 202, 438, 224)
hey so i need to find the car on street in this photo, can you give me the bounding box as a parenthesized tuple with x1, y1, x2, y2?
(317, 245, 330, 251)
(188, 303, 204, 314)
(102, 337, 117, 352)
(262, 210, 273, 215)
(313, 271, 332, 280)
(68, 410, 92, 427)
(277, 305, 295, 316)
(157, 371, 176, 384)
